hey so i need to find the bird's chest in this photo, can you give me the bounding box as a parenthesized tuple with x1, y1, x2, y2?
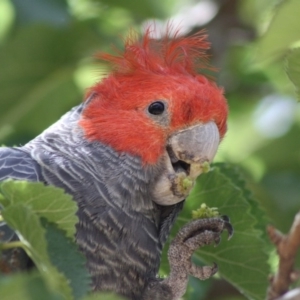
(75, 204, 162, 298)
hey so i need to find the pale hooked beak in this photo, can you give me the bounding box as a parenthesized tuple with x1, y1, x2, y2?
(167, 121, 220, 179)
(153, 121, 220, 206)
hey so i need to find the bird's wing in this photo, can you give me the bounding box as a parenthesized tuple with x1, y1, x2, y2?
(0, 147, 43, 182)
(0, 147, 43, 273)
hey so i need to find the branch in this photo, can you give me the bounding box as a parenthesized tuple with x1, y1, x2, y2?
(267, 211, 300, 300)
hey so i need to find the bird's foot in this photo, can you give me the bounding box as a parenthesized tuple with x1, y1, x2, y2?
(166, 216, 233, 298)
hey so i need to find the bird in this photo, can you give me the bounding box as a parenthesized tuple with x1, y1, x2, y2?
(0, 27, 232, 300)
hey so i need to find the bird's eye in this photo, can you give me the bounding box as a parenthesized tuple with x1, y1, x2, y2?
(148, 101, 165, 115)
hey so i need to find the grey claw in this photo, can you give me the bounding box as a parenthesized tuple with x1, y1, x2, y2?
(221, 215, 230, 222)
(220, 215, 234, 239)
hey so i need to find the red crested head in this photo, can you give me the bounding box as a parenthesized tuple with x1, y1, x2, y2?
(79, 27, 228, 165)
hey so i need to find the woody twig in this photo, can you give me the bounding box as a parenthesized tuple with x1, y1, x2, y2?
(267, 212, 300, 300)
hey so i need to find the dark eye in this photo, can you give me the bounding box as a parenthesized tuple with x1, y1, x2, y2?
(148, 101, 165, 115)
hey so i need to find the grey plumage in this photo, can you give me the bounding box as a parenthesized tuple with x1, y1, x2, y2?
(0, 147, 43, 182)
(0, 99, 234, 300)
(0, 104, 184, 299)
(0, 102, 233, 299)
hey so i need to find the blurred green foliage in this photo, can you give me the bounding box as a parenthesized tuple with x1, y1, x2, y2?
(1, 0, 300, 299)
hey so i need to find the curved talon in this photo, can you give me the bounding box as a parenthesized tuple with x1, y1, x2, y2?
(224, 221, 234, 240)
(220, 215, 234, 239)
(221, 215, 230, 222)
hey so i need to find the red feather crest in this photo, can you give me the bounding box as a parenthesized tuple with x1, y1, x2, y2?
(98, 26, 212, 76)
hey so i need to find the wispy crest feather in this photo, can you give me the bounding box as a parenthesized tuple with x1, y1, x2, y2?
(98, 26, 212, 76)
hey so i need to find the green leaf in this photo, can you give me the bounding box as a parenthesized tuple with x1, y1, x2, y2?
(161, 164, 269, 300)
(0, 181, 90, 299)
(256, 0, 300, 64)
(0, 180, 78, 240)
(1, 204, 72, 299)
(0, 272, 63, 300)
(214, 163, 271, 243)
(1, 204, 50, 268)
(43, 220, 91, 300)
(286, 47, 300, 100)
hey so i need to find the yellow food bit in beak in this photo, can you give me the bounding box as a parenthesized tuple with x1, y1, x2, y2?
(201, 161, 211, 173)
(182, 177, 193, 190)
